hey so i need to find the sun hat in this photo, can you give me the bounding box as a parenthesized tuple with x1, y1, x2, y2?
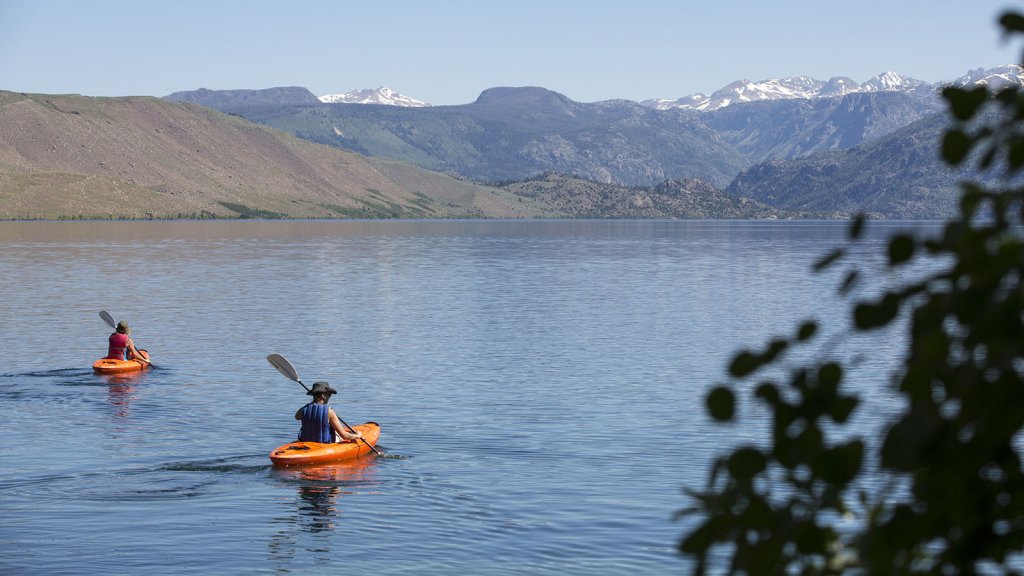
(307, 381, 338, 396)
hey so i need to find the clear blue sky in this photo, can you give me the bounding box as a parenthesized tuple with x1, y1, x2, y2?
(1, 0, 1020, 104)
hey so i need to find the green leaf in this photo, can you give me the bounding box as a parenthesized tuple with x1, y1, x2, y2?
(728, 350, 760, 377)
(888, 234, 915, 266)
(839, 270, 859, 295)
(1010, 138, 1024, 170)
(728, 447, 767, 480)
(848, 213, 867, 239)
(978, 145, 997, 170)
(706, 386, 735, 421)
(959, 184, 985, 218)
(1000, 12, 1024, 33)
(816, 441, 864, 485)
(944, 86, 989, 121)
(818, 362, 842, 390)
(763, 339, 788, 363)
(755, 382, 780, 405)
(797, 321, 817, 341)
(942, 129, 971, 165)
(813, 247, 844, 272)
(853, 293, 900, 330)
(831, 396, 859, 424)
(679, 523, 717, 554)
(796, 523, 826, 554)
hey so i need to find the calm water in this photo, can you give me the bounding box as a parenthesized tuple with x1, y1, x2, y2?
(0, 219, 926, 575)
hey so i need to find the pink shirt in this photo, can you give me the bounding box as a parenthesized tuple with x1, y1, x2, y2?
(107, 332, 129, 360)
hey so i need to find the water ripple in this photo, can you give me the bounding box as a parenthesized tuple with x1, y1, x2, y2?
(0, 220, 916, 575)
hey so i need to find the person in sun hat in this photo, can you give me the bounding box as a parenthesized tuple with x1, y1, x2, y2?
(295, 381, 363, 444)
(106, 320, 150, 364)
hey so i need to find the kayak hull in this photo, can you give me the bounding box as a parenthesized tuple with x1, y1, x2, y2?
(92, 350, 151, 374)
(270, 421, 380, 467)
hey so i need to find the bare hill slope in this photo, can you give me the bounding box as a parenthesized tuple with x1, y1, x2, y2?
(0, 91, 547, 219)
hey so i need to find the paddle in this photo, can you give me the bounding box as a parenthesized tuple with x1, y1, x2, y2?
(99, 310, 156, 368)
(266, 353, 382, 456)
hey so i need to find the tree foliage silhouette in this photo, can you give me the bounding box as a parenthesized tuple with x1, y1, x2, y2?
(681, 11, 1024, 574)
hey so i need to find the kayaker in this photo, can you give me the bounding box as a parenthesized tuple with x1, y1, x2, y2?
(107, 321, 149, 363)
(295, 381, 364, 443)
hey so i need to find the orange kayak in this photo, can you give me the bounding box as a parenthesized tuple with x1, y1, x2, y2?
(92, 350, 151, 374)
(270, 422, 380, 467)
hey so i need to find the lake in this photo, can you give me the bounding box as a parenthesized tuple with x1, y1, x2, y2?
(0, 219, 923, 575)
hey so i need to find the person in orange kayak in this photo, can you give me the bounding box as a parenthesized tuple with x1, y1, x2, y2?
(295, 381, 363, 443)
(107, 320, 149, 363)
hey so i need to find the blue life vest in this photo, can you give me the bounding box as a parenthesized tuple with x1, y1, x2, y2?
(298, 402, 333, 443)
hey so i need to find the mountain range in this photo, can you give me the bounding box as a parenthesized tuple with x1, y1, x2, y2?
(307, 66, 1023, 112)
(3, 65, 1020, 220)
(646, 66, 1023, 113)
(0, 91, 787, 220)
(164, 72, 967, 191)
(642, 71, 938, 111)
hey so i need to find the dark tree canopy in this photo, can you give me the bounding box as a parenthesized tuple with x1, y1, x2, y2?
(680, 11, 1024, 575)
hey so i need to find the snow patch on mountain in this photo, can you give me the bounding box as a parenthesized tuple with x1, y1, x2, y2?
(644, 66, 1024, 112)
(952, 65, 1024, 90)
(819, 77, 861, 97)
(643, 76, 827, 111)
(860, 71, 927, 92)
(319, 87, 429, 107)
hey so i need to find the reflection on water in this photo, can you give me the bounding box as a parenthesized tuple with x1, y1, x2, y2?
(267, 457, 380, 566)
(274, 456, 379, 533)
(100, 370, 151, 421)
(298, 485, 342, 532)
(106, 380, 136, 419)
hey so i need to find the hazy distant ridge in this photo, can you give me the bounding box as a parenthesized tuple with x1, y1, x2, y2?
(165, 86, 320, 107)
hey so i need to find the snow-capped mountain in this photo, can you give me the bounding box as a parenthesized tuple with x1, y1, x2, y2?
(643, 76, 825, 111)
(318, 86, 429, 107)
(643, 66, 1024, 112)
(818, 77, 861, 98)
(857, 71, 926, 93)
(952, 65, 1024, 90)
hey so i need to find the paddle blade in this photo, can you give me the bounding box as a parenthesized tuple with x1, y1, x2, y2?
(99, 310, 116, 329)
(267, 353, 300, 382)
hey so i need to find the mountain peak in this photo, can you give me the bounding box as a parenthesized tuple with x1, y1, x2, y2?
(318, 87, 429, 107)
(819, 77, 861, 97)
(473, 86, 574, 106)
(952, 64, 1024, 90)
(645, 76, 826, 112)
(471, 87, 581, 117)
(861, 71, 927, 93)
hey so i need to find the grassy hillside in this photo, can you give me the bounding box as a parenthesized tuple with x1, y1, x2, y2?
(0, 91, 550, 219)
